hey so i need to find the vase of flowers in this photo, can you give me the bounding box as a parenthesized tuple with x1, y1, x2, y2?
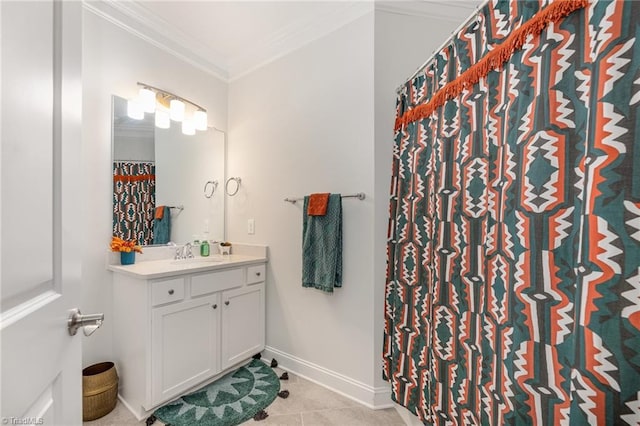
(111, 237, 142, 265)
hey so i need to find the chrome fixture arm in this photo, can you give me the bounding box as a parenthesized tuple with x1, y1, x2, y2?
(137, 82, 206, 112)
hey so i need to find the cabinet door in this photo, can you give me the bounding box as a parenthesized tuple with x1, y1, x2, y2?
(151, 294, 220, 405)
(221, 283, 265, 370)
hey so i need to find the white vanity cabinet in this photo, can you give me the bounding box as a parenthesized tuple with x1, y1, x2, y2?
(222, 266, 265, 369)
(111, 259, 266, 420)
(151, 292, 219, 404)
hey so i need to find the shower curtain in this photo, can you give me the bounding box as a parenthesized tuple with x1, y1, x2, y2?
(113, 161, 156, 245)
(384, 0, 640, 424)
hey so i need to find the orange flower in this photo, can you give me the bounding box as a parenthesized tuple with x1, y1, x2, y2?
(110, 236, 143, 253)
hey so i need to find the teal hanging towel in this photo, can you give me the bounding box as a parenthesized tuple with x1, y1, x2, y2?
(152, 206, 171, 244)
(302, 193, 342, 293)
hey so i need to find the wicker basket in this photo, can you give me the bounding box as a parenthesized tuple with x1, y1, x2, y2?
(82, 362, 119, 421)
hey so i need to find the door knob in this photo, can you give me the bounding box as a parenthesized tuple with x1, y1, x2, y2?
(68, 309, 104, 336)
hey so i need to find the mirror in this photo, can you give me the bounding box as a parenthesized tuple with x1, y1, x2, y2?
(112, 95, 225, 246)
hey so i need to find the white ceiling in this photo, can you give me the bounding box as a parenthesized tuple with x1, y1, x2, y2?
(85, 0, 482, 81)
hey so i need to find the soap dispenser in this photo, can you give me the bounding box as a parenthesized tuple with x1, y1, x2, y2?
(201, 230, 210, 257)
(200, 239, 210, 257)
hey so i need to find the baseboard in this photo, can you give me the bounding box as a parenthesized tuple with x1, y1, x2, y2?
(262, 346, 393, 410)
(117, 394, 148, 421)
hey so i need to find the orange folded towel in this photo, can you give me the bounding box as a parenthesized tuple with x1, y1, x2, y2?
(155, 206, 165, 220)
(307, 193, 330, 216)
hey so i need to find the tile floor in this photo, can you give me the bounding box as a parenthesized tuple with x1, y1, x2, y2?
(84, 366, 405, 426)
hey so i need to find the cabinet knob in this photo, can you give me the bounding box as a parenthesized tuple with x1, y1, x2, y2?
(256, 272, 261, 276)
(224, 301, 230, 306)
(212, 304, 218, 309)
(168, 289, 174, 295)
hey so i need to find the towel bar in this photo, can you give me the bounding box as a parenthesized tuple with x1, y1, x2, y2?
(284, 192, 365, 204)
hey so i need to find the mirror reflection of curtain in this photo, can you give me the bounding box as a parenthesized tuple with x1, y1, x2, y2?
(113, 161, 156, 245)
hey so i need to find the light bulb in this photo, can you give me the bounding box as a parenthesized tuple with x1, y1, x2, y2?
(139, 87, 156, 113)
(194, 110, 208, 131)
(127, 99, 144, 120)
(182, 119, 195, 135)
(170, 99, 185, 121)
(155, 109, 170, 129)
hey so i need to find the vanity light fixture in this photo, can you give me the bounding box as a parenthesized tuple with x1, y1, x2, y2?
(155, 108, 171, 129)
(182, 119, 195, 136)
(127, 98, 144, 120)
(193, 110, 207, 131)
(169, 99, 185, 121)
(139, 87, 156, 113)
(127, 82, 208, 135)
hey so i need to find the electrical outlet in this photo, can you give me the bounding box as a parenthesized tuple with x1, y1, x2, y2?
(248, 218, 255, 235)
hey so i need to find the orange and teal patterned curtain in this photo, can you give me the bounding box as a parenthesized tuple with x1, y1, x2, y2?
(113, 161, 156, 245)
(384, 0, 640, 424)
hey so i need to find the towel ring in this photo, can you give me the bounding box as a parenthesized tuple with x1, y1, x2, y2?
(225, 177, 241, 196)
(204, 180, 218, 198)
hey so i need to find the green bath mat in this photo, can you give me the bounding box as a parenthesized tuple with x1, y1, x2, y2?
(153, 359, 280, 426)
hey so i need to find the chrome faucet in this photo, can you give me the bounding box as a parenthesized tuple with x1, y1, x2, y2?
(184, 242, 194, 259)
(175, 242, 194, 260)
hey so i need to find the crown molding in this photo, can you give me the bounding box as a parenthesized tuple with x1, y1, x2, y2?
(228, 2, 374, 82)
(82, 0, 230, 81)
(375, 1, 479, 23)
(84, 1, 473, 81)
(83, 0, 374, 82)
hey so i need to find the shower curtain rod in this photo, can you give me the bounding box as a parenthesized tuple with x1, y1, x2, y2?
(395, 0, 489, 94)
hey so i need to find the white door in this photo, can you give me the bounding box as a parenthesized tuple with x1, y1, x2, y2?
(1, 1, 83, 424)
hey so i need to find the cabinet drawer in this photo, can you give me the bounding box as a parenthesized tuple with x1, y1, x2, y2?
(151, 278, 185, 306)
(246, 265, 265, 285)
(191, 268, 244, 298)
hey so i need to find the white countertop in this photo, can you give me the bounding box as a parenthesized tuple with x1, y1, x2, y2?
(108, 254, 267, 280)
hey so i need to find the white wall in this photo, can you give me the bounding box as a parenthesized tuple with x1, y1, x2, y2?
(227, 12, 384, 405)
(81, 8, 227, 366)
(225, 5, 462, 409)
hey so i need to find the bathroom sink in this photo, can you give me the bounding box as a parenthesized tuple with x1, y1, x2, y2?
(170, 256, 224, 265)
